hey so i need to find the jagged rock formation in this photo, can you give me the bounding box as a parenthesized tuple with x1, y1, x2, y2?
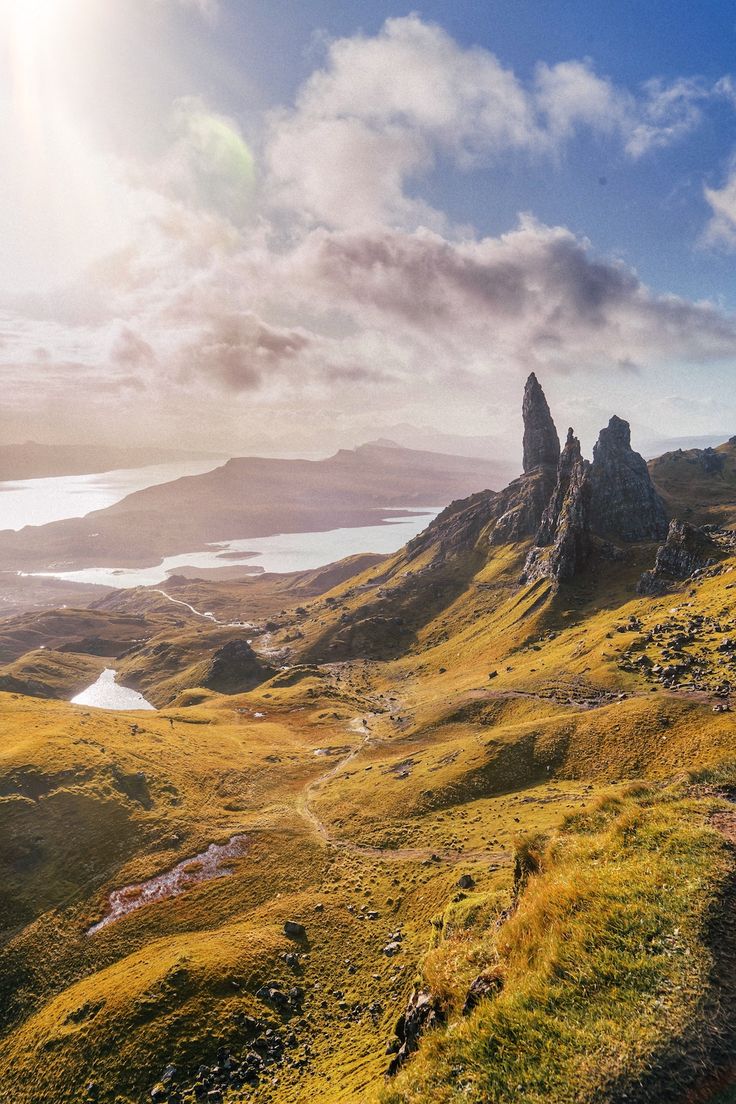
(387, 989, 443, 1076)
(638, 520, 722, 595)
(426, 382, 668, 588)
(522, 372, 561, 472)
(488, 467, 558, 545)
(523, 429, 591, 583)
(302, 376, 680, 663)
(199, 639, 275, 695)
(522, 400, 668, 585)
(589, 416, 668, 542)
(410, 374, 562, 557)
(699, 447, 725, 475)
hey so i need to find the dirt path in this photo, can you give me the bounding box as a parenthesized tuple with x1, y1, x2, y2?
(296, 710, 508, 865)
(152, 588, 253, 629)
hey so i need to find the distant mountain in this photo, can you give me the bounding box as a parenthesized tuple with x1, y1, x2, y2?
(358, 423, 520, 484)
(0, 442, 503, 572)
(639, 431, 735, 458)
(0, 442, 222, 481)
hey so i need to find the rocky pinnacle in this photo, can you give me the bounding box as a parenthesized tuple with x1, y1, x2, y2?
(589, 415, 668, 542)
(523, 427, 592, 583)
(522, 372, 561, 473)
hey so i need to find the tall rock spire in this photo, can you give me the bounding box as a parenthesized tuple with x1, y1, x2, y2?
(522, 372, 561, 473)
(523, 427, 592, 583)
(589, 416, 668, 541)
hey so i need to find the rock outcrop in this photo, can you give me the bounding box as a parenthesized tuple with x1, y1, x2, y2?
(387, 989, 443, 1076)
(523, 429, 592, 583)
(699, 447, 725, 475)
(522, 372, 561, 473)
(521, 401, 670, 585)
(589, 416, 668, 542)
(489, 466, 558, 545)
(638, 519, 722, 594)
(489, 373, 563, 543)
(200, 639, 275, 695)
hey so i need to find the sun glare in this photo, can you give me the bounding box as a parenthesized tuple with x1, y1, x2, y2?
(1, 0, 73, 130)
(5, 0, 61, 19)
(1, 0, 64, 35)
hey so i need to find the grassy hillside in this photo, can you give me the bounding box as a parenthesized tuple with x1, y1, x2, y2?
(2, 442, 736, 1102)
(650, 440, 736, 525)
(381, 781, 736, 1104)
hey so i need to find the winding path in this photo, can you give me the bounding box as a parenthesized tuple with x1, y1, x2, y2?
(294, 677, 730, 863)
(296, 711, 508, 865)
(152, 589, 254, 629)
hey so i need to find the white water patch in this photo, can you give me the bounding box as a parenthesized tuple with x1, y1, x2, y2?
(72, 668, 155, 711)
(0, 457, 226, 531)
(88, 835, 249, 934)
(25, 507, 442, 588)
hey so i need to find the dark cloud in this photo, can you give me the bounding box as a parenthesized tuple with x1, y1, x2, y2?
(177, 312, 312, 392)
(110, 326, 155, 368)
(290, 219, 736, 372)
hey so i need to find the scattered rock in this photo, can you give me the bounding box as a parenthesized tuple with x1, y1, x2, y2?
(463, 971, 503, 1014)
(456, 873, 475, 890)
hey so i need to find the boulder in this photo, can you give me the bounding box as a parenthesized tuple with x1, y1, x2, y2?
(387, 989, 442, 1076)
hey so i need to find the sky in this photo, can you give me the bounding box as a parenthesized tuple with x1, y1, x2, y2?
(2, 0, 736, 463)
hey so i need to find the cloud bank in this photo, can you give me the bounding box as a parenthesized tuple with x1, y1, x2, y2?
(2, 13, 736, 455)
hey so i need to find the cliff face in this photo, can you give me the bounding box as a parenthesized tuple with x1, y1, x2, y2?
(638, 519, 723, 595)
(523, 429, 591, 583)
(521, 385, 668, 584)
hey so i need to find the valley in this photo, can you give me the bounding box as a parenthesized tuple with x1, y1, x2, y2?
(1, 377, 736, 1104)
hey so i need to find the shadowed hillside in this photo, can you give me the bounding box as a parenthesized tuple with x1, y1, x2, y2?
(0, 444, 505, 573)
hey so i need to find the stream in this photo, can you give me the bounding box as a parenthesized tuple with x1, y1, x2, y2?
(88, 835, 249, 934)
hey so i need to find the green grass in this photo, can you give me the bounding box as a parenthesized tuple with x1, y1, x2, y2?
(1, 510, 736, 1102)
(380, 784, 734, 1104)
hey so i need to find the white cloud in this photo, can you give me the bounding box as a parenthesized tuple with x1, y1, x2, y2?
(265, 16, 723, 232)
(626, 77, 712, 157)
(534, 60, 629, 142)
(2, 14, 736, 451)
(704, 159, 736, 247)
(282, 217, 736, 374)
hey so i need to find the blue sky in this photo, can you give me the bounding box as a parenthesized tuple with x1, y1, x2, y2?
(199, 0, 736, 305)
(2, 0, 736, 459)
